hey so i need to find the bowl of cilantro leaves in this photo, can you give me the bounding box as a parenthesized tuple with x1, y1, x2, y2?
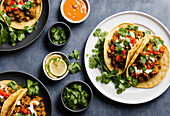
(48, 22, 71, 46)
(61, 80, 93, 112)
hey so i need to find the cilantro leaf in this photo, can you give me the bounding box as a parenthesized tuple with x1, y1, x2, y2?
(129, 67, 135, 73)
(123, 38, 130, 47)
(153, 37, 164, 45)
(115, 45, 123, 53)
(93, 28, 101, 37)
(133, 79, 139, 86)
(140, 56, 147, 64)
(68, 62, 81, 73)
(126, 25, 134, 30)
(153, 46, 158, 51)
(134, 26, 138, 31)
(145, 30, 151, 35)
(118, 28, 127, 37)
(89, 56, 98, 69)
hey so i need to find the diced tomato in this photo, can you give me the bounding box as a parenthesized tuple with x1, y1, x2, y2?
(125, 35, 129, 38)
(159, 46, 165, 53)
(4, 92, 9, 98)
(0, 90, 4, 96)
(112, 36, 117, 44)
(11, 7, 18, 11)
(147, 46, 153, 52)
(21, 107, 25, 113)
(132, 39, 137, 46)
(151, 62, 156, 67)
(18, 0, 24, 5)
(152, 51, 157, 55)
(116, 55, 122, 62)
(9, 0, 15, 6)
(144, 52, 150, 55)
(121, 49, 126, 54)
(121, 39, 124, 42)
(144, 64, 147, 68)
(129, 37, 135, 43)
(23, 109, 28, 114)
(110, 44, 115, 51)
(134, 73, 138, 79)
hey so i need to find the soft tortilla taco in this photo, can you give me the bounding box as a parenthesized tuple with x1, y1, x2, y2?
(104, 23, 145, 74)
(0, 0, 42, 30)
(0, 80, 26, 116)
(8, 87, 46, 116)
(126, 35, 170, 88)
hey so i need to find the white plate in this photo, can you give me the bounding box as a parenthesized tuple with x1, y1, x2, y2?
(84, 11, 170, 104)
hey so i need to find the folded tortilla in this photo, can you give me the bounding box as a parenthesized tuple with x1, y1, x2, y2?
(126, 35, 170, 88)
(104, 23, 145, 74)
(0, 80, 26, 116)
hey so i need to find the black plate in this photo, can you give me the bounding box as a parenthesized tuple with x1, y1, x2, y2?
(0, 0, 50, 51)
(0, 71, 52, 116)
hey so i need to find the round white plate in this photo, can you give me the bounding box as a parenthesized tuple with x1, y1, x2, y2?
(84, 11, 170, 104)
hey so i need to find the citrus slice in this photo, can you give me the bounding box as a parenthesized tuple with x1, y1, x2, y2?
(49, 59, 67, 77)
(46, 54, 62, 65)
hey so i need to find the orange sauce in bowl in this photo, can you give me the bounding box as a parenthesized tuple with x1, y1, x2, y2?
(63, 0, 88, 21)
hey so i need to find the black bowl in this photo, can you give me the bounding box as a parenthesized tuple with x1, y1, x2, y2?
(48, 22, 71, 47)
(61, 80, 93, 112)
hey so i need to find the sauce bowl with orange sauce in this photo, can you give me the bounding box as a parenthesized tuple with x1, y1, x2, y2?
(60, 0, 90, 23)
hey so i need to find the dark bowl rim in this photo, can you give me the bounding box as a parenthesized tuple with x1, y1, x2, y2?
(60, 80, 93, 112)
(48, 22, 71, 47)
(0, 70, 52, 116)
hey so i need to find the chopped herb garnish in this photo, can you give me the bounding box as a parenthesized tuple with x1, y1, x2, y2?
(153, 37, 164, 45)
(115, 45, 123, 53)
(145, 30, 151, 35)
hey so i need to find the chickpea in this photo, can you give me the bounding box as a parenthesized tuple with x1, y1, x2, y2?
(107, 49, 111, 54)
(26, 17, 30, 21)
(36, 0, 41, 4)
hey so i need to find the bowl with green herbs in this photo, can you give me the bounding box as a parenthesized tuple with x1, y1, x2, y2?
(61, 80, 93, 112)
(48, 22, 71, 46)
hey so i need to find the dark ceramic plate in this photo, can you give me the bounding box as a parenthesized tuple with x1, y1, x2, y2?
(0, 71, 52, 116)
(0, 0, 50, 51)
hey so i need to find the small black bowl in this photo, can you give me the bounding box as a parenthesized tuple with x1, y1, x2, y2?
(48, 22, 71, 47)
(61, 80, 93, 112)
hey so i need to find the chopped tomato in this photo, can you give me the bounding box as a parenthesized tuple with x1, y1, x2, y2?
(159, 46, 165, 53)
(23, 109, 28, 114)
(144, 52, 150, 55)
(18, 0, 24, 5)
(0, 90, 4, 96)
(134, 73, 138, 79)
(33, 102, 36, 106)
(121, 50, 126, 54)
(132, 39, 137, 46)
(21, 107, 25, 113)
(112, 36, 117, 44)
(116, 55, 122, 62)
(9, 0, 15, 6)
(125, 35, 129, 38)
(152, 51, 157, 55)
(121, 39, 124, 42)
(110, 44, 115, 51)
(151, 62, 156, 67)
(11, 7, 18, 11)
(129, 37, 135, 43)
(4, 91, 9, 98)
(147, 46, 153, 52)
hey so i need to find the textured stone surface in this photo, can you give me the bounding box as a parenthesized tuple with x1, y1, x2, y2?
(0, 0, 170, 116)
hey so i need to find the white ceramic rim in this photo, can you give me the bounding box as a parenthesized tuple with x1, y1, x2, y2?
(60, 0, 90, 23)
(84, 11, 170, 104)
(43, 51, 69, 81)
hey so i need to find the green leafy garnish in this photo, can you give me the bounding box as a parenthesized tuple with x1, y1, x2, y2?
(123, 38, 130, 47)
(115, 45, 123, 53)
(63, 84, 89, 110)
(22, 1, 34, 10)
(50, 27, 67, 44)
(133, 79, 139, 86)
(17, 113, 23, 116)
(129, 67, 135, 73)
(126, 25, 134, 30)
(145, 30, 151, 35)
(89, 56, 98, 69)
(8, 81, 18, 91)
(140, 56, 147, 64)
(26, 80, 39, 96)
(153, 46, 158, 51)
(134, 26, 138, 31)
(68, 62, 81, 73)
(118, 28, 127, 37)
(152, 37, 164, 45)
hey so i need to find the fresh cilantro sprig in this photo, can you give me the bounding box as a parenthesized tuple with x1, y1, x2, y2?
(88, 28, 132, 94)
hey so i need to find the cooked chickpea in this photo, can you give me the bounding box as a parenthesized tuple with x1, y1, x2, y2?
(107, 49, 111, 53)
(26, 17, 30, 21)
(36, 0, 41, 4)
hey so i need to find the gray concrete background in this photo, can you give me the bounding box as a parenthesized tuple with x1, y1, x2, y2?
(0, 0, 170, 116)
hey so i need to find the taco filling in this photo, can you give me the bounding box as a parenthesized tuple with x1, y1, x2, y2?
(128, 37, 165, 82)
(11, 95, 46, 116)
(107, 25, 144, 70)
(3, 0, 41, 22)
(0, 81, 22, 111)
